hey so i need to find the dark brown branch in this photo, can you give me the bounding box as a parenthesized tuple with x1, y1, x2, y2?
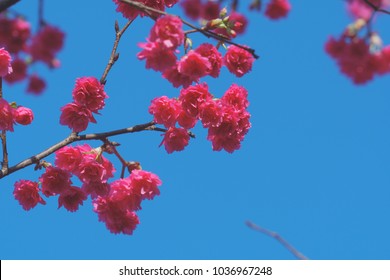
(119, 0, 259, 59)
(100, 19, 134, 85)
(246, 221, 309, 260)
(0, 121, 164, 179)
(363, 0, 390, 15)
(1, 131, 8, 171)
(0, 0, 20, 12)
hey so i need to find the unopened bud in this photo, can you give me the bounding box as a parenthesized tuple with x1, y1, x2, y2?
(184, 37, 192, 51)
(206, 18, 223, 29)
(115, 20, 120, 33)
(220, 7, 228, 18)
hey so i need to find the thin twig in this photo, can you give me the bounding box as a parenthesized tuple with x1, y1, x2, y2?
(119, 0, 259, 59)
(246, 221, 309, 260)
(38, 0, 45, 28)
(0, 0, 20, 13)
(1, 131, 8, 171)
(100, 19, 134, 85)
(0, 121, 165, 178)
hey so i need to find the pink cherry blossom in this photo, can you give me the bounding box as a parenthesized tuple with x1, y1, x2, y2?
(3, 58, 27, 84)
(13, 180, 46, 211)
(39, 166, 72, 197)
(265, 0, 291, 20)
(178, 50, 211, 79)
(129, 169, 162, 200)
(55, 146, 84, 173)
(223, 45, 254, 77)
(195, 43, 222, 78)
(58, 186, 87, 212)
(149, 96, 181, 127)
(0, 98, 15, 132)
(72, 77, 107, 112)
(0, 48, 12, 77)
(179, 83, 212, 118)
(160, 127, 190, 154)
(14, 106, 34, 125)
(138, 41, 177, 72)
(150, 15, 184, 49)
(27, 74, 46, 95)
(60, 102, 96, 132)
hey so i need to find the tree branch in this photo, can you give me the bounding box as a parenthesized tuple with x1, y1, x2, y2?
(0, 121, 164, 179)
(246, 221, 309, 260)
(363, 0, 390, 15)
(100, 19, 135, 85)
(119, 0, 259, 59)
(0, 0, 20, 13)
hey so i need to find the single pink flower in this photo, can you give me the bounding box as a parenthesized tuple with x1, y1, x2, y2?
(178, 50, 211, 79)
(265, 0, 291, 20)
(60, 102, 96, 132)
(55, 145, 84, 173)
(177, 109, 197, 129)
(129, 169, 162, 200)
(0, 48, 12, 77)
(3, 58, 27, 84)
(29, 25, 65, 67)
(149, 96, 181, 127)
(150, 15, 184, 50)
(27, 74, 46, 95)
(0, 98, 15, 132)
(160, 127, 190, 154)
(181, 0, 202, 20)
(137, 41, 177, 72)
(223, 45, 254, 77)
(13, 180, 46, 211)
(195, 43, 223, 78)
(179, 83, 212, 118)
(72, 77, 107, 112)
(39, 166, 72, 197)
(221, 84, 249, 109)
(14, 106, 34, 125)
(201, 1, 220, 20)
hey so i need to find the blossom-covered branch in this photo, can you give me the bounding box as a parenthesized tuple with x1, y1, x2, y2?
(246, 221, 309, 260)
(119, 0, 259, 59)
(0, 121, 168, 178)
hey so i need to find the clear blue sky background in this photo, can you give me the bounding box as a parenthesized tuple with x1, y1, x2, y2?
(1, 0, 390, 260)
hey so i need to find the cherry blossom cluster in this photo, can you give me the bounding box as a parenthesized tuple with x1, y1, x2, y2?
(0, 12, 64, 94)
(149, 83, 251, 153)
(60, 77, 108, 133)
(325, 0, 390, 84)
(138, 15, 254, 88)
(0, 48, 34, 131)
(13, 143, 162, 234)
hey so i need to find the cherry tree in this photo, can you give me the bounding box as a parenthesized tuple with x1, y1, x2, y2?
(0, 0, 389, 248)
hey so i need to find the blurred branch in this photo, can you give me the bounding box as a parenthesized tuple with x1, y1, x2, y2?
(119, 0, 259, 59)
(0, 0, 20, 12)
(363, 0, 390, 15)
(246, 221, 309, 260)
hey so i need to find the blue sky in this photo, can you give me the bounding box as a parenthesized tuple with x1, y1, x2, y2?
(1, 0, 390, 260)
